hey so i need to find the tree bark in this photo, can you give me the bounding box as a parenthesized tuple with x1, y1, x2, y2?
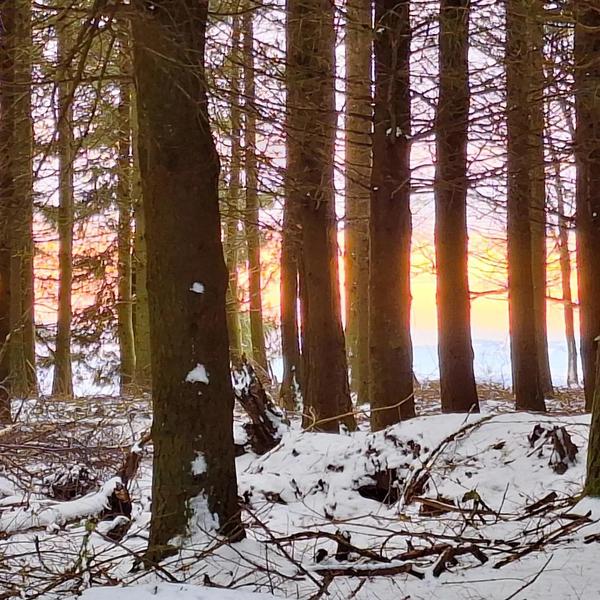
(224, 15, 243, 365)
(505, 0, 545, 411)
(7, 0, 37, 398)
(131, 95, 151, 388)
(344, 0, 371, 406)
(243, 11, 268, 372)
(554, 165, 578, 388)
(52, 9, 74, 398)
(279, 190, 302, 410)
(0, 7, 13, 421)
(574, 0, 600, 411)
(586, 342, 600, 495)
(280, 0, 305, 411)
(287, 0, 354, 432)
(116, 45, 136, 393)
(434, 0, 479, 414)
(529, 1, 553, 397)
(131, 0, 243, 556)
(369, 0, 415, 430)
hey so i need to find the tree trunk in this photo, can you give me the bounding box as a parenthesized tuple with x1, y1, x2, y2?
(574, 0, 600, 412)
(287, 0, 354, 432)
(280, 0, 305, 411)
(586, 342, 600, 495)
(0, 7, 13, 421)
(8, 0, 37, 398)
(243, 11, 268, 372)
(434, 0, 479, 414)
(131, 95, 151, 388)
(52, 9, 74, 398)
(344, 0, 371, 406)
(279, 196, 302, 410)
(505, 0, 545, 412)
(553, 163, 578, 387)
(116, 47, 136, 393)
(224, 15, 243, 365)
(131, 0, 243, 556)
(369, 0, 415, 430)
(529, 1, 553, 397)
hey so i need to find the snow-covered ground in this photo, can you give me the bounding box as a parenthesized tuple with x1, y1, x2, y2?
(0, 395, 598, 599)
(79, 584, 278, 600)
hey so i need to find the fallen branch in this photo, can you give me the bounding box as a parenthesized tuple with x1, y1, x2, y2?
(313, 563, 425, 580)
(233, 360, 284, 455)
(494, 513, 592, 569)
(117, 430, 152, 485)
(270, 530, 389, 563)
(400, 415, 495, 508)
(432, 545, 488, 578)
(0, 477, 129, 534)
(502, 555, 553, 600)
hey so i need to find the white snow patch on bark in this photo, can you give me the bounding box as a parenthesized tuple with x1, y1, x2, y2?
(190, 282, 205, 294)
(186, 364, 209, 384)
(187, 494, 219, 533)
(191, 452, 207, 475)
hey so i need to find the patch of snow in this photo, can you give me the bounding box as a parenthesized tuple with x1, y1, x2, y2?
(95, 515, 130, 537)
(187, 494, 219, 533)
(190, 282, 205, 294)
(77, 583, 277, 599)
(0, 477, 17, 498)
(232, 365, 252, 396)
(186, 364, 209, 385)
(570, 495, 600, 519)
(191, 452, 207, 476)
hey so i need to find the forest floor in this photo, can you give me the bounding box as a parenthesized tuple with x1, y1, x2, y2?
(0, 383, 597, 599)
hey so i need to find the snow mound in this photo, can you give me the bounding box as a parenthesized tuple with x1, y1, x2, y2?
(239, 412, 588, 522)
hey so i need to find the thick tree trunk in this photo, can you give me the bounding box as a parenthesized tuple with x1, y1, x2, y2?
(8, 0, 37, 398)
(369, 0, 415, 430)
(344, 0, 371, 405)
(585, 3, 600, 482)
(52, 11, 74, 398)
(225, 15, 243, 365)
(505, 0, 545, 412)
(0, 9, 12, 421)
(131, 97, 151, 388)
(0, 230, 9, 421)
(529, 2, 553, 397)
(243, 11, 268, 372)
(287, 0, 354, 432)
(434, 0, 479, 414)
(116, 51, 136, 393)
(132, 0, 243, 556)
(574, 0, 600, 411)
(586, 342, 600, 495)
